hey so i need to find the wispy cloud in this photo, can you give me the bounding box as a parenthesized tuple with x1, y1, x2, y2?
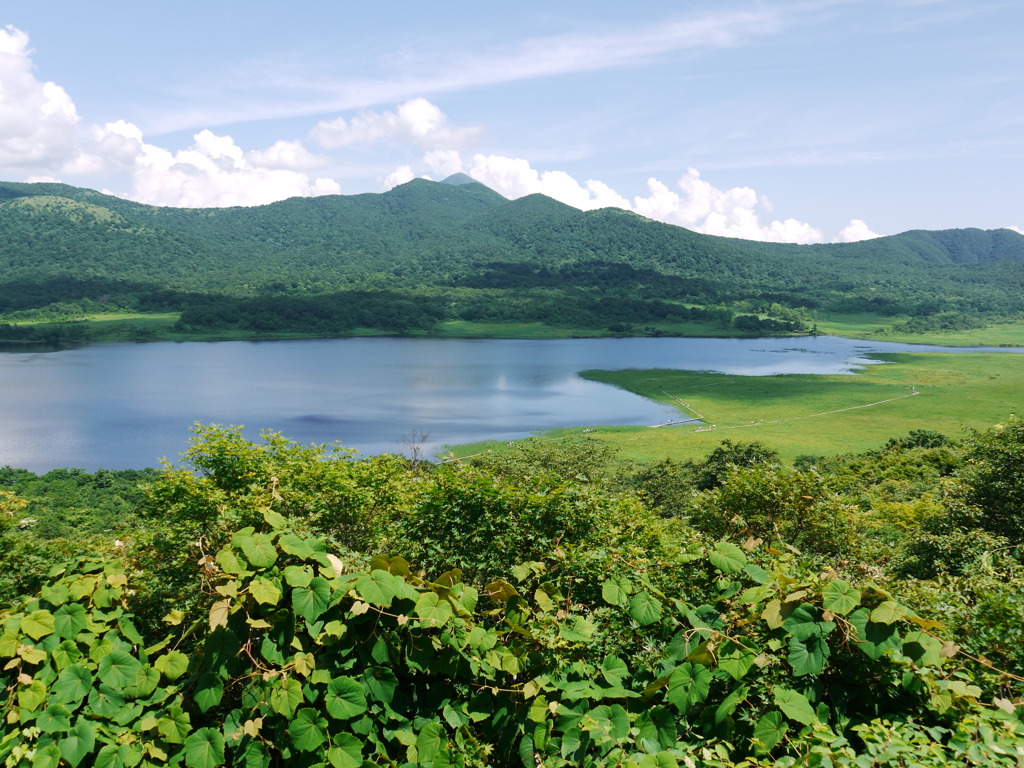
(143, 5, 803, 134)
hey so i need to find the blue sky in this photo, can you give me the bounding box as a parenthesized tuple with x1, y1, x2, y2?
(2, 0, 1021, 242)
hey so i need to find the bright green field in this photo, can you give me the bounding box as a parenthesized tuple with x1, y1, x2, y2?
(567, 352, 1024, 462)
(443, 352, 1024, 464)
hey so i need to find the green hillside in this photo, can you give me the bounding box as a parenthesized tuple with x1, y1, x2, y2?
(2, 177, 1023, 338)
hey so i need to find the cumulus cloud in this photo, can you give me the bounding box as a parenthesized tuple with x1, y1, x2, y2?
(837, 219, 883, 242)
(125, 129, 341, 207)
(0, 25, 341, 207)
(382, 165, 416, 190)
(1007, 225, 1024, 236)
(423, 149, 464, 179)
(311, 98, 482, 150)
(632, 169, 823, 243)
(0, 25, 79, 175)
(247, 139, 329, 171)
(465, 154, 630, 211)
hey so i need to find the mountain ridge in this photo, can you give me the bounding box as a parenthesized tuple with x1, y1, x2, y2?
(1, 177, 1022, 334)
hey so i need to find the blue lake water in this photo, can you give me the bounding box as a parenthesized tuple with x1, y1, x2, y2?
(0, 336, 1019, 472)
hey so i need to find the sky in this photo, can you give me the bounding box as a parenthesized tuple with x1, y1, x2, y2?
(2, 0, 1022, 244)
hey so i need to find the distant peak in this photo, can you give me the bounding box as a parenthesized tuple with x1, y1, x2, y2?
(440, 173, 477, 186)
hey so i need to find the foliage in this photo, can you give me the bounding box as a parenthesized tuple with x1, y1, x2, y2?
(686, 464, 858, 558)
(4, 513, 1022, 768)
(4, 424, 1024, 765)
(694, 440, 781, 491)
(392, 460, 675, 593)
(948, 415, 1024, 543)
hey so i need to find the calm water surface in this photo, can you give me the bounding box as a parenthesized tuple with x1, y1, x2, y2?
(1, 336, 1019, 472)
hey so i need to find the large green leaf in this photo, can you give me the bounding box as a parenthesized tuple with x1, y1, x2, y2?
(283, 564, 314, 588)
(849, 607, 902, 660)
(362, 666, 399, 704)
(53, 664, 92, 705)
(193, 672, 224, 713)
(88, 685, 126, 719)
(123, 665, 160, 699)
(21, 609, 55, 640)
(773, 687, 816, 725)
(718, 639, 757, 681)
(416, 721, 445, 764)
(95, 743, 143, 768)
(634, 707, 677, 753)
(328, 734, 364, 768)
(870, 600, 907, 625)
(278, 533, 319, 559)
(292, 577, 332, 621)
(155, 649, 190, 681)
(708, 541, 746, 574)
(97, 649, 141, 691)
(31, 745, 62, 768)
(18, 680, 47, 712)
(52, 603, 87, 639)
(37, 703, 72, 733)
(903, 630, 944, 668)
(628, 592, 663, 626)
(270, 677, 304, 717)
(821, 580, 860, 616)
(234, 531, 278, 568)
(158, 706, 191, 744)
(250, 576, 282, 606)
(353, 570, 400, 607)
(325, 676, 367, 720)
(560, 616, 596, 643)
(289, 708, 330, 752)
(752, 711, 789, 753)
(184, 728, 225, 768)
(788, 635, 830, 677)
(415, 592, 454, 626)
(601, 577, 632, 607)
(666, 662, 711, 711)
(781, 603, 834, 641)
(59, 719, 96, 768)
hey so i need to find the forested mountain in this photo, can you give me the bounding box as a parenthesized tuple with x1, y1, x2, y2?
(2, 176, 1023, 335)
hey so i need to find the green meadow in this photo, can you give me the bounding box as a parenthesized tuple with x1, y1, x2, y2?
(568, 352, 1023, 462)
(444, 350, 1024, 463)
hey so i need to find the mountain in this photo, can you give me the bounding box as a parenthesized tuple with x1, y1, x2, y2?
(1, 177, 1023, 334)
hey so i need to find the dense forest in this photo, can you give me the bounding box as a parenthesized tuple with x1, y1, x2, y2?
(3, 419, 1024, 766)
(2, 176, 1023, 337)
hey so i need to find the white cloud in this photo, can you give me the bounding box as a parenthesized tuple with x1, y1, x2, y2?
(0, 26, 341, 206)
(466, 154, 630, 211)
(311, 98, 482, 150)
(125, 129, 340, 207)
(382, 165, 416, 190)
(837, 219, 883, 242)
(145, 6, 792, 134)
(1007, 225, 1024, 236)
(631, 169, 823, 243)
(246, 139, 328, 171)
(423, 149, 464, 179)
(0, 25, 79, 176)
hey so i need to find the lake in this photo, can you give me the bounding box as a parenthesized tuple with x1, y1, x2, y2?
(1, 335, 1020, 473)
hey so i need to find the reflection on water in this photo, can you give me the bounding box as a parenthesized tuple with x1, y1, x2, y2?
(0, 336, 1019, 473)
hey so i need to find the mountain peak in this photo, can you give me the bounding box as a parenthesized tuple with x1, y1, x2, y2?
(440, 173, 477, 186)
